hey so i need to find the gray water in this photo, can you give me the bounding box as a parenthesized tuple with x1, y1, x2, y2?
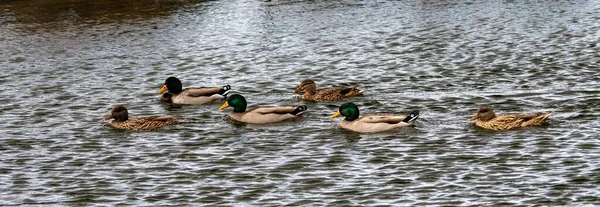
(1, 0, 599, 206)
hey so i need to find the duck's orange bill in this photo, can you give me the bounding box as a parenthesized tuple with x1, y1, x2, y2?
(330, 110, 341, 118)
(218, 102, 229, 110)
(158, 85, 168, 94)
(103, 114, 113, 121)
(468, 114, 478, 121)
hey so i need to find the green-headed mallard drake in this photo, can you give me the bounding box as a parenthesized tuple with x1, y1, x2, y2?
(158, 76, 231, 104)
(468, 106, 552, 130)
(293, 79, 363, 102)
(103, 105, 180, 131)
(330, 102, 419, 133)
(218, 94, 307, 124)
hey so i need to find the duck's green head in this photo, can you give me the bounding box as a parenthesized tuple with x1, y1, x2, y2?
(158, 76, 183, 94)
(330, 102, 360, 121)
(219, 94, 247, 112)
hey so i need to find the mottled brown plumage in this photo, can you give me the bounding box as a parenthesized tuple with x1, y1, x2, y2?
(468, 106, 552, 130)
(103, 105, 180, 131)
(293, 79, 363, 102)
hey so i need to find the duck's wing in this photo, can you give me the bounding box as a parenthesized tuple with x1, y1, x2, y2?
(359, 115, 406, 124)
(312, 88, 348, 101)
(139, 116, 179, 122)
(521, 113, 552, 127)
(339, 87, 364, 97)
(249, 106, 298, 115)
(232, 106, 306, 124)
(358, 111, 419, 124)
(477, 115, 524, 130)
(182, 87, 223, 97)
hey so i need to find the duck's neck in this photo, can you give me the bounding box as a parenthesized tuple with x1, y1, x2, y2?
(167, 81, 183, 94)
(233, 105, 246, 113)
(480, 112, 496, 121)
(345, 114, 359, 121)
(169, 87, 183, 94)
(302, 84, 317, 98)
(113, 111, 129, 122)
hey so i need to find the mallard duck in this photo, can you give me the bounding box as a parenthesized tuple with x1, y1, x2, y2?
(218, 94, 307, 124)
(293, 79, 363, 102)
(103, 105, 180, 131)
(468, 106, 552, 130)
(158, 76, 231, 104)
(330, 102, 419, 133)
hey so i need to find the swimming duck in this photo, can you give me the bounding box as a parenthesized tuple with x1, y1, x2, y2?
(293, 79, 363, 102)
(468, 106, 552, 130)
(103, 105, 180, 131)
(158, 76, 231, 104)
(218, 94, 307, 124)
(330, 102, 419, 133)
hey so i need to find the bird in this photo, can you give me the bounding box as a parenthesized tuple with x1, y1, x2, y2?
(218, 94, 307, 124)
(330, 102, 419, 133)
(158, 76, 230, 104)
(293, 79, 363, 102)
(103, 105, 180, 131)
(468, 105, 552, 130)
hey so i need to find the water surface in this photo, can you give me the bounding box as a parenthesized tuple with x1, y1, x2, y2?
(1, 0, 599, 206)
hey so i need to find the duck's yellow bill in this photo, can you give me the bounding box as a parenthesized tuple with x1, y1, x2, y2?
(103, 114, 113, 121)
(158, 85, 168, 94)
(330, 110, 341, 118)
(218, 102, 229, 110)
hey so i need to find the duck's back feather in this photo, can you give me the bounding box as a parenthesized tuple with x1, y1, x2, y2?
(228, 106, 303, 124)
(109, 116, 179, 131)
(475, 113, 551, 130)
(339, 115, 413, 133)
(309, 87, 363, 101)
(172, 87, 226, 104)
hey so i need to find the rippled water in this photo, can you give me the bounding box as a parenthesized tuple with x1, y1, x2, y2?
(1, 0, 599, 205)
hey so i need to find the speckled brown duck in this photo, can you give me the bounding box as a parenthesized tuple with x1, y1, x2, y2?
(103, 105, 180, 131)
(293, 79, 363, 102)
(468, 106, 552, 130)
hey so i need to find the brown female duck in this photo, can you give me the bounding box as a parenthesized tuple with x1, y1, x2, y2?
(468, 106, 552, 130)
(103, 105, 180, 131)
(293, 79, 363, 102)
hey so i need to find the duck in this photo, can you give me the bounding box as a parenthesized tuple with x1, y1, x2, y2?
(468, 106, 552, 130)
(218, 94, 308, 124)
(330, 102, 419, 133)
(103, 105, 180, 131)
(293, 79, 363, 102)
(158, 76, 231, 104)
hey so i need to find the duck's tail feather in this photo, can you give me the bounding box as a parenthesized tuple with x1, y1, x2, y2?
(219, 85, 231, 97)
(356, 87, 365, 95)
(291, 105, 308, 116)
(402, 111, 419, 123)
